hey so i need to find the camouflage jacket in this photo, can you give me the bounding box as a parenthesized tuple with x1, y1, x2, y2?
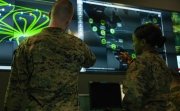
(168, 86, 180, 111)
(122, 50, 172, 111)
(4, 27, 96, 111)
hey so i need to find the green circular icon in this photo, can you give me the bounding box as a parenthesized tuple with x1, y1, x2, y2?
(131, 53, 136, 59)
(89, 18, 93, 24)
(110, 28, 115, 34)
(92, 26, 98, 32)
(111, 44, 117, 50)
(101, 30, 106, 36)
(101, 38, 107, 45)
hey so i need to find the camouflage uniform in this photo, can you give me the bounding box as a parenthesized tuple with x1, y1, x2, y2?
(4, 27, 96, 111)
(122, 50, 172, 111)
(168, 86, 180, 111)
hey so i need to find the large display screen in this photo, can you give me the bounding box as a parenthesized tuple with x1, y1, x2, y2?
(0, 0, 77, 70)
(0, 0, 179, 74)
(172, 12, 180, 73)
(78, 0, 169, 73)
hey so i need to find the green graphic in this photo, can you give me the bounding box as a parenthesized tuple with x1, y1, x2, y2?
(92, 26, 98, 32)
(100, 30, 106, 36)
(0, 0, 49, 45)
(153, 18, 158, 23)
(131, 53, 136, 59)
(100, 20, 105, 25)
(145, 21, 151, 24)
(172, 12, 180, 54)
(110, 28, 115, 34)
(101, 38, 106, 45)
(172, 13, 180, 33)
(111, 44, 117, 50)
(89, 18, 93, 24)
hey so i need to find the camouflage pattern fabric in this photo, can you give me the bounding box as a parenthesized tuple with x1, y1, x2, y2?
(4, 27, 96, 111)
(168, 86, 180, 111)
(122, 50, 172, 111)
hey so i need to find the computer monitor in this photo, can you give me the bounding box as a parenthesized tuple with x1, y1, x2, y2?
(0, 0, 78, 70)
(89, 82, 122, 110)
(77, 0, 179, 74)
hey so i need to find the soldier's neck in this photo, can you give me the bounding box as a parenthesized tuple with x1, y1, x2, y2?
(49, 21, 66, 31)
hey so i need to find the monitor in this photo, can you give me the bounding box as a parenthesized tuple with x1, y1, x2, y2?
(89, 82, 122, 110)
(77, 0, 179, 74)
(172, 12, 180, 73)
(0, 0, 78, 70)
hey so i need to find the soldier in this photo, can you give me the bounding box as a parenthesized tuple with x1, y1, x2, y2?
(4, 0, 96, 111)
(168, 71, 180, 111)
(120, 23, 172, 111)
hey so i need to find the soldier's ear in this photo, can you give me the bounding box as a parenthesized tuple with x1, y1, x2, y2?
(141, 39, 146, 46)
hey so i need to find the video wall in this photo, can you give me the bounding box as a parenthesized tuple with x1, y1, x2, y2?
(78, 0, 176, 73)
(0, 0, 50, 69)
(172, 12, 180, 73)
(0, 0, 77, 70)
(0, 0, 179, 73)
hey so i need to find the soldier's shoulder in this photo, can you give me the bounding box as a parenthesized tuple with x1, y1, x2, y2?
(25, 32, 45, 43)
(64, 33, 79, 38)
(64, 33, 83, 42)
(17, 33, 41, 48)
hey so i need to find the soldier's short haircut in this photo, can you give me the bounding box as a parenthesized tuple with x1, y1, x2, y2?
(51, 0, 73, 20)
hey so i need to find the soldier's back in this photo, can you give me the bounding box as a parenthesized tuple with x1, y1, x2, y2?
(4, 27, 96, 111)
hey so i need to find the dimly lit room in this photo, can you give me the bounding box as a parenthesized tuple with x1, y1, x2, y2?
(0, 0, 179, 111)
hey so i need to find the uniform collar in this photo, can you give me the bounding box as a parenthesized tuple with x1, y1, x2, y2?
(42, 27, 65, 34)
